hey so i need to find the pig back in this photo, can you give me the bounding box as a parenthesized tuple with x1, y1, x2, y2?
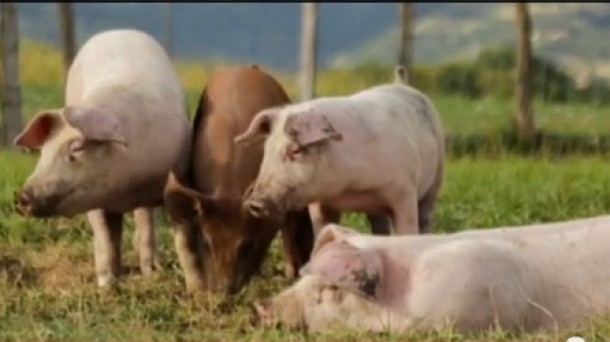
(190, 66, 291, 198)
(66, 29, 185, 112)
(64, 29, 191, 207)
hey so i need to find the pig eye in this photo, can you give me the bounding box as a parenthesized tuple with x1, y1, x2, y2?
(286, 144, 308, 161)
(326, 285, 344, 302)
(67, 139, 87, 162)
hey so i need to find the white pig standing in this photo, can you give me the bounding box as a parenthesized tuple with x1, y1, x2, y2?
(235, 67, 445, 235)
(13, 29, 191, 287)
(254, 216, 610, 334)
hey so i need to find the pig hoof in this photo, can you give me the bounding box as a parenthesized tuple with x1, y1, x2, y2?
(97, 274, 118, 287)
(185, 279, 206, 293)
(139, 256, 159, 276)
(141, 265, 155, 276)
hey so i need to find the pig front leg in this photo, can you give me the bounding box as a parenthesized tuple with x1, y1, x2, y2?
(367, 214, 392, 235)
(390, 192, 419, 235)
(88, 209, 124, 287)
(281, 209, 315, 279)
(308, 202, 341, 236)
(133, 207, 159, 276)
(172, 221, 206, 292)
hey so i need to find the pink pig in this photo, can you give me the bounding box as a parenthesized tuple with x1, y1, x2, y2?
(235, 67, 445, 236)
(254, 216, 610, 334)
(13, 29, 191, 287)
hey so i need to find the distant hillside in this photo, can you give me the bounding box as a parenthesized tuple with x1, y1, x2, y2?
(15, 3, 405, 70)
(333, 3, 610, 86)
(13, 3, 610, 84)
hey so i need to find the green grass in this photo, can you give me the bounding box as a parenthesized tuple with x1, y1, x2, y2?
(9, 39, 610, 139)
(13, 84, 610, 140)
(2, 150, 610, 341)
(3, 40, 610, 341)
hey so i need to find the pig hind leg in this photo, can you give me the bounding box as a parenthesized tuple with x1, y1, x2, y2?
(367, 214, 392, 235)
(417, 165, 443, 234)
(133, 207, 159, 276)
(390, 191, 419, 235)
(88, 209, 124, 287)
(281, 208, 315, 279)
(308, 202, 341, 236)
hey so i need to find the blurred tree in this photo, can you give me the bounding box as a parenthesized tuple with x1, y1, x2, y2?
(1, 2, 23, 147)
(58, 3, 76, 84)
(514, 3, 536, 143)
(398, 3, 414, 82)
(299, 2, 317, 101)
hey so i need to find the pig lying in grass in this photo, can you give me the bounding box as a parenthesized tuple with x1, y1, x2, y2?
(235, 66, 445, 235)
(13, 29, 191, 287)
(254, 216, 610, 334)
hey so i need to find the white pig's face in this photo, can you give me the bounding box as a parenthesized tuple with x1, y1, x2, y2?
(235, 104, 344, 218)
(253, 224, 393, 332)
(13, 106, 128, 218)
(255, 274, 385, 332)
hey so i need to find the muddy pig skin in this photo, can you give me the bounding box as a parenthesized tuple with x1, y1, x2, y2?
(254, 216, 610, 334)
(13, 29, 191, 287)
(236, 66, 445, 236)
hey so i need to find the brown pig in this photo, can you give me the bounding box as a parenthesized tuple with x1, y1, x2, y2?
(163, 65, 314, 294)
(13, 29, 191, 287)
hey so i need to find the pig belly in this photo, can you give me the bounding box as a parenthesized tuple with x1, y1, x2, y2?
(322, 190, 390, 215)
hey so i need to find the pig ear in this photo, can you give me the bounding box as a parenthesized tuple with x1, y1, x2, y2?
(63, 106, 128, 146)
(13, 109, 63, 151)
(163, 172, 218, 222)
(164, 172, 203, 222)
(309, 224, 363, 257)
(234, 107, 280, 145)
(284, 111, 343, 147)
(301, 239, 384, 300)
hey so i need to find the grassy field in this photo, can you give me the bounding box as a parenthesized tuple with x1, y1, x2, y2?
(3, 40, 610, 341)
(2, 152, 610, 341)
(10, 39, 610, 139)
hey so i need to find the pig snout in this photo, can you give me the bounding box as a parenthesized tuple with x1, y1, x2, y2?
(244, 197, 273, 218)
(13, 189, 34, 216)
(251, 297, 307, 331)
(12, 185, 69, 218)
(251, 299, 277, 327)
(243, 183, 280, 219)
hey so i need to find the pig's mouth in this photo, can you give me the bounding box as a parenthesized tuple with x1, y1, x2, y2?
(13, 187, 77, 218)
(244, 197, 280, 219)
(251, 299, 308, 331)
(243, 185, 307, 219)
(243, 184, 279, 219)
